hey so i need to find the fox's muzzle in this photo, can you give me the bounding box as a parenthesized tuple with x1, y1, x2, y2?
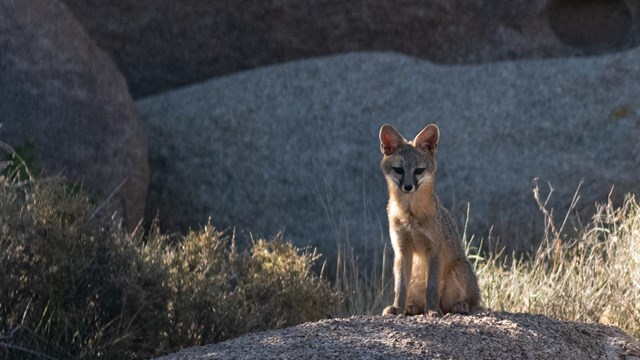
(401, 183, 417, 193)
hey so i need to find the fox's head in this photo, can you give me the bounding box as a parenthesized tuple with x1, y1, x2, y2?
(379, 124, 439, 194)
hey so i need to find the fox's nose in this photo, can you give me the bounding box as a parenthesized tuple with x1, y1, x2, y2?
(403, 184, 414, 192)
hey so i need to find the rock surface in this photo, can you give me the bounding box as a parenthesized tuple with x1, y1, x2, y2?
(62, 0, 640, 97)
(155, 312, 640, 359)
(138, 50, 640, 256)
(0, 0, 149, 227)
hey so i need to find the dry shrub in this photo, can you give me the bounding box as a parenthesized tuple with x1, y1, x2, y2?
(145, 228, 341, 350)
(240, 239, 340, 329)
(0, 176, 167, 359)
(0, 147, 341, 359)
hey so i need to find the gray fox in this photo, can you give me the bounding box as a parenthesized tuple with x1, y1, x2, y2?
(379, 123, 480, 317)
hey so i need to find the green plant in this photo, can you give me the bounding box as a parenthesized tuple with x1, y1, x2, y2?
(1, 142, 39, 181)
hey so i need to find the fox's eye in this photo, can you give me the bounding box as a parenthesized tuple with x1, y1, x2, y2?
(415, 168, 426, 175)
(392, 167, 404, 175)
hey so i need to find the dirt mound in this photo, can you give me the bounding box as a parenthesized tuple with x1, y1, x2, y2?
(155, 312, 640, 359)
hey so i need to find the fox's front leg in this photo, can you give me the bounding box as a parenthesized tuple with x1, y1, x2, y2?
(383, 248, 412, 316)
(425, 255, 443, 317)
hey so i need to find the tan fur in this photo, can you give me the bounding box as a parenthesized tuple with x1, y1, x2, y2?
(379, 123, 481, 317)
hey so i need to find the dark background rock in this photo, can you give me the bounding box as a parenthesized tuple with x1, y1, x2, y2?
(61, 0, 640, 98)
(137, 50, 640, 258)
(0, 0, 149, 228)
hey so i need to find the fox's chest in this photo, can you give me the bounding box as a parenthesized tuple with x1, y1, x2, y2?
(390, 215, 437, 252)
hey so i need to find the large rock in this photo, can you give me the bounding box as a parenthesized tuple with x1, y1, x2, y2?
(0, 0, 149, 228)
(62, 0, 640, 97)
(138, 50, 640, 257)
(155, 313, 640, 359)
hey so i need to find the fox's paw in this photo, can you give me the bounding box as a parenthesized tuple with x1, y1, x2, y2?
(450, 301, 470, 314)
(405, 303, 423, 316)
(425, 308, 443, 318)
(382, 305, 407, 316)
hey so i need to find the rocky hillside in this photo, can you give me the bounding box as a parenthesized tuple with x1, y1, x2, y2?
(156, 312, 640, 359)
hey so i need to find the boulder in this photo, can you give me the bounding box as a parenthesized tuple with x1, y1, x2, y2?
(0, 0, 149, 228)
(61, 0, 640, 97)
(138, 50, 640, 257)
(155, 313, 640, 359)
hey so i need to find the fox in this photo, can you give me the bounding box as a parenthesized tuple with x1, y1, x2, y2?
(379, 123, 481, 317)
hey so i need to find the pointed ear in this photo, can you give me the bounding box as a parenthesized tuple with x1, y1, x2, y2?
(379, 124, 405, 155)
(413, 124, 439, 154)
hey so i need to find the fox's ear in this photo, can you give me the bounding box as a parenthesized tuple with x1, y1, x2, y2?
(379, 124, 404, 155)
(414, 124, 439, 154)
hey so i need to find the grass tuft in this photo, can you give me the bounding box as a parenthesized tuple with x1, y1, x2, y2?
(478, 190, 640, 339)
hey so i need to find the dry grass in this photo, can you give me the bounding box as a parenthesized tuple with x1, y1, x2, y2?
(334, 242, 392, 316)
(477, 188, 640, 339)
(338, 186, 640, 340)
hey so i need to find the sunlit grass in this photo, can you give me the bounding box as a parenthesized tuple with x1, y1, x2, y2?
(338, 185, 640, 340)
(477, 191, 639, 339)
